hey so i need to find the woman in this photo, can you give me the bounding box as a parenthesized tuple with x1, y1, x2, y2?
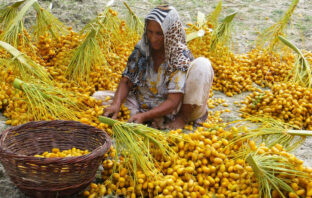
(93, 5, 214, 129)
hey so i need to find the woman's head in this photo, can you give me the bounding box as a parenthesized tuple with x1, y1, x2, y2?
(146, 20, 164, 51)
(137, 5, 193, 72)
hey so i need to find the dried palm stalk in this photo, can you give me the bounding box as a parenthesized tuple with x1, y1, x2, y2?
(97, 8, 123, 46)
(279, 35, 312, 88)
(80, 7, 109, 34)
(255, 0, 299, 51)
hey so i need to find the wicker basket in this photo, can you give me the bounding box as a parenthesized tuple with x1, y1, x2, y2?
(0, 120, 112, 198)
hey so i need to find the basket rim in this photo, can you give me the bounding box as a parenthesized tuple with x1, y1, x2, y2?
(0, 120, 112, 164)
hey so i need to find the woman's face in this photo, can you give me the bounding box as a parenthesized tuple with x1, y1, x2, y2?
(146, 20, 164, 51)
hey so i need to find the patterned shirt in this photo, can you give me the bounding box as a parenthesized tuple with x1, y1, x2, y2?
(122, 48, 187, 115)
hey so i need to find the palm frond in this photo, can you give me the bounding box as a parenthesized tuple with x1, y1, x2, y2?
(229, 116, 312, 152)
(32, 2, 68, 40)
(67, 7, 119, 81)
(124, 2, 144, 35)
(66, 29, 104, 81)
(99, 116, 179, 183)
(206, 1, 222, 28)
(0, 1, 25, 29)
(279, 36, 312, 88)
(255, 0, 299, 51)
(0, 40, 51, 83)
(0, 0, 36, 48)
(210, 12, 237, 52)
(13, 78, 84, 121)
(246, 152, 307, 198)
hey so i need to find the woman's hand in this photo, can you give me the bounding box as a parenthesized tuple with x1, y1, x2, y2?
(103, 104, 120, 119)
(129, 113, 147, 124)
(103, 77, 133, 119)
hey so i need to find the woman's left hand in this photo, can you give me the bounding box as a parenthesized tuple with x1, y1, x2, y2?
(129, 113, 147, 124)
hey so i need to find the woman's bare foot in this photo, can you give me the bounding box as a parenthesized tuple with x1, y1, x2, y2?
(167, 104, 194, 129)
(168, 116, 186, 130)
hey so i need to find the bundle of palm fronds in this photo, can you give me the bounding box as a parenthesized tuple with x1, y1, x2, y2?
(229, 116, 312, 152)
(80, 7, 110, 34)
(99, 116, 179, 182)
(97, 8, 124, 48)
(209, 12, 237, 53)
(246, 152, 308, 198)
(0, 0, 36, 48)
(32, 2, 68, 40)
(66, 30, 104, 81)
(66, 4, 120, 81)
(13, 78, 84, 121)
(206, 1, 222, 29)
(255, 0, 299, 51)
(0, 1, 24, 30)
(0, 41, 51, 83)
(278, 35, 312, 88)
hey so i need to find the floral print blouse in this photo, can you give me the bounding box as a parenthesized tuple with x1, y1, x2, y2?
(122, 47, 187, 116)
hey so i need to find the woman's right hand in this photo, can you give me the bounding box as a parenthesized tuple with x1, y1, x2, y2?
(103, 103, 120, 119)
(103, 77, 133, 119)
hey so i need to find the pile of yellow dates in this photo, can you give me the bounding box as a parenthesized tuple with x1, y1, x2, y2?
(84, 125, 312, 198)
(34, 147, 90, 158)
(241, 82, 312, 130)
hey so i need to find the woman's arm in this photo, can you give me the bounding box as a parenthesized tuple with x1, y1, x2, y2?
(129, 92, 183, 123)
(104, 77, 133, 119)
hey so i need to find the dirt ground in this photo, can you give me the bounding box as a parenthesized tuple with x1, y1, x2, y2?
(1, 0, 311, 51)
(0, 0, 312, 197)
